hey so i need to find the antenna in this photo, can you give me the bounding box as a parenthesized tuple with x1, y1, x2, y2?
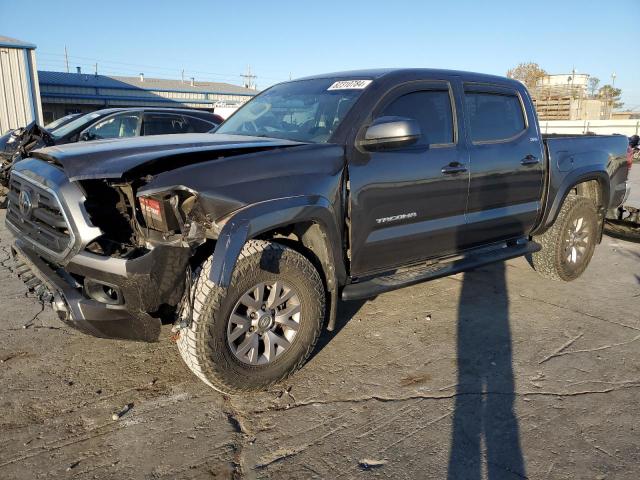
(241, 65, 257, 90)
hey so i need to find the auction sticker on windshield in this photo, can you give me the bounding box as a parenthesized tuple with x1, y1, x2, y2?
(327, 80, 372, 90)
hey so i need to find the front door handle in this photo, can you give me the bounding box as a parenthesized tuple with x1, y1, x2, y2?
(521, 155, 539, 165)
(441, 163, 468, 175)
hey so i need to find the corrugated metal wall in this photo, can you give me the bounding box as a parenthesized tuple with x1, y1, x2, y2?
(0, 46, 41, 133)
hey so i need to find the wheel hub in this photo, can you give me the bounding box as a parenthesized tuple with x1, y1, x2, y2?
(226, 280, 301, 365)
(256, 312, 274, 332)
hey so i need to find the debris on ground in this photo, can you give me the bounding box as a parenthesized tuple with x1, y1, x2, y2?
(359, 458, 388, 469)
(112, 403, 134, 421)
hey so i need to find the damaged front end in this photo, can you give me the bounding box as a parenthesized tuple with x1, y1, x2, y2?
(7, 158, 216, 342)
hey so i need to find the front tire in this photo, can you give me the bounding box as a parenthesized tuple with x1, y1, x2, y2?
(177, 240, 325, 393)
(530, 195, 599, 281)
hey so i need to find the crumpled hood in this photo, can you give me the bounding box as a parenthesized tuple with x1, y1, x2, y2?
(30, 133, 306, 181)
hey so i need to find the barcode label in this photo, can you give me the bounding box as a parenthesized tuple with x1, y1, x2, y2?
(327, 80, 372, 90)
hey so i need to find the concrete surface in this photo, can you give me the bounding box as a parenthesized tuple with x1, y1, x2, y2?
(0, 210, 639, 479)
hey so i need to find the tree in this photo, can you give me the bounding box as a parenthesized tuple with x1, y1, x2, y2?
(598, 84, 624, 109)
(506, 62, 547, 88)
(587, 77, 600, 98)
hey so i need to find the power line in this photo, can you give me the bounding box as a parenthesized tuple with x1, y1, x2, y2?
(37, 51, 288, 83)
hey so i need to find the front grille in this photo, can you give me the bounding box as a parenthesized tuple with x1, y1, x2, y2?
(6, 173, 74, 258)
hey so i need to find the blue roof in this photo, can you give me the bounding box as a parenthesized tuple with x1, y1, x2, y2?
(38, 71, 256, 96)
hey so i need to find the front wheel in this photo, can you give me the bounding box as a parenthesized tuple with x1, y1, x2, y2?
(177, 240, 326, 393)
(530, 195, 599, 281)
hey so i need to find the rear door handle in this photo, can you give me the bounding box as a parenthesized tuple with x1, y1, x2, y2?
(441, 163, 468, 175)
(521, 155, 539, 165)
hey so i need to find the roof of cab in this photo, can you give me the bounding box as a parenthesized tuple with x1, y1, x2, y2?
(295, 68, 521, 88)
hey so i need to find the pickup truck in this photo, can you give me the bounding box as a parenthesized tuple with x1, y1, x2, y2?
(6, 69, 630, 393)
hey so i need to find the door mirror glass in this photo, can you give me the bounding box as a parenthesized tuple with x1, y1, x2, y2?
(360, 116, 421, 151)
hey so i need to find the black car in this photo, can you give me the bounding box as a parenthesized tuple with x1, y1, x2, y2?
(44, 113, 82, 132)
(0, 107, 224, 185)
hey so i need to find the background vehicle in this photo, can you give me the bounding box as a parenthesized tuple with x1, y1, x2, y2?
(0, 107, 224, 188)
(44, 113, 82, 132)
(604, 136, 639, 241)
(6, 69, 629, 393)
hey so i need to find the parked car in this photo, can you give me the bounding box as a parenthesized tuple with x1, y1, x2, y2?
(0, 107, 224, 187)
(6, 69, 629, 393)
(44, 113, 82, 132)
(604, 136, 639, 241)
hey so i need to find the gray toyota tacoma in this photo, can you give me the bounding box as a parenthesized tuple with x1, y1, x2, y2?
(6, 69, 630, 393)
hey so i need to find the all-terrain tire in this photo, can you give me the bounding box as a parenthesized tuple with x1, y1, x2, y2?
(530, 195, 598, 281)
(177, 240, 325, 393)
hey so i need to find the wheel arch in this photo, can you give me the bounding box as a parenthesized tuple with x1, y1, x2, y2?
(534, 169, 610, 236)
(208, 195, 346, 292)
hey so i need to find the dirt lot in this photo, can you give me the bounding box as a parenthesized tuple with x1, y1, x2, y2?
(0, 210, 639, 480)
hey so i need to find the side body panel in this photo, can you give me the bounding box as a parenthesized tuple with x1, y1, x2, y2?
(139, 143, 349, 287)
(534, 134, 629, 234)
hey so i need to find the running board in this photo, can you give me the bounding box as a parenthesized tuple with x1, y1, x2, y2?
(341, 240, 541, 301)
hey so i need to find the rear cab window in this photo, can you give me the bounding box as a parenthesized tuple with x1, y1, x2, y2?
(463, 84, 527, 143)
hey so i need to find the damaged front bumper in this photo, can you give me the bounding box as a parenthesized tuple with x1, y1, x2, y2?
(11, 240, 190, 342)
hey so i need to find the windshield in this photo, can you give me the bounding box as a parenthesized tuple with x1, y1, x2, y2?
(216, 78, 370, 143)
(51, 112, 102, 140)
(44, 114, 79, 132)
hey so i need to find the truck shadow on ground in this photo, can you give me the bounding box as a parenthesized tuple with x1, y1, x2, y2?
(309, 298, 367, 363)
(447, 262, 527, 479)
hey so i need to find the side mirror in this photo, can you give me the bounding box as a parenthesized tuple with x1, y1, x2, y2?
(79, 131, 91, 142)
(360, 116, 421, 151)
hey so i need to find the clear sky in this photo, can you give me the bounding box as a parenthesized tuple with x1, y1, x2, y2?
(1, 0, 638, 109)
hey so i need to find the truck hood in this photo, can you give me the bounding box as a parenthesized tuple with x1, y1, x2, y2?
(30, 133, 306, 181)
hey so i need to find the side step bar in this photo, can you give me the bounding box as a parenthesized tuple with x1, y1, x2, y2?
(341, 240, 541, 301)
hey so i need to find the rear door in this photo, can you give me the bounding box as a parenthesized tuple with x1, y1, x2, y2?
(348, 81, 470, 276)
(462, 83, 544, 248)
(142, 113, 189, 136)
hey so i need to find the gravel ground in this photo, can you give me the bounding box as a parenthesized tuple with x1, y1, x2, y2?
(0, 209, 639, 479)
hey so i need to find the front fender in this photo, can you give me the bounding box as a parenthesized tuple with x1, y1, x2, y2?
(209, 195, 345, 288)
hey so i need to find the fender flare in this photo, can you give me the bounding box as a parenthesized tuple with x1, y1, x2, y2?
(534, 166, 610, 235)
(209, 195, 346, 290)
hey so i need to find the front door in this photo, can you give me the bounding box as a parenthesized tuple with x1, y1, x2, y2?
(348, 81, 470, 276)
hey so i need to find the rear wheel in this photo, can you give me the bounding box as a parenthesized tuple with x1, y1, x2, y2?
(531, 195, 598, 281)
(177, 240, 325, 393)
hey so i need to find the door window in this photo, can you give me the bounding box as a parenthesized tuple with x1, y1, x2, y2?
(378, 90, 454, 145)
(142, 114, 189, 136)
(464, 91, 525, 142)
(183, 116, 216, 133)
(83, 113, 141, 140)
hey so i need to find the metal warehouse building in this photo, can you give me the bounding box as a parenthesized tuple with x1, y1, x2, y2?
(38, 71, 257, 122)
(0, 35, 43, 133)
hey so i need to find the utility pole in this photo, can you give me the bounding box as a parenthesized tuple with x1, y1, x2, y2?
(181, 69, 185, 84)
(609, 72, 617, 119)
(64, 45, 69, 73)
(241, 65, 257, 90)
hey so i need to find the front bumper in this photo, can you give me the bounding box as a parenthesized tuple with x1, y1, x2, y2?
(11, 240, 190, 342)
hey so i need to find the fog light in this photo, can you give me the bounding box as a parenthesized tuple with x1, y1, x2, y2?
(84, 279, 123, 305)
